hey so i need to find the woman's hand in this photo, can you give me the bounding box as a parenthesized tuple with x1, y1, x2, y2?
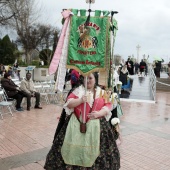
(81, 95, 87, 103)
(88, 111, 100, 119)
(16, 87, 21, 91)
(88, 108, 108, 120)
(67, 95, 87, 109)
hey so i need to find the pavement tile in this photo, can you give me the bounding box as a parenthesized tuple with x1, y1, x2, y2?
(0, 91, 170, 170)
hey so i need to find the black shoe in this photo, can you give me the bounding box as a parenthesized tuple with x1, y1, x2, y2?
(27, 107, 30, 111)
(34, 106, 42, 109)
(16, 108, 24, 111)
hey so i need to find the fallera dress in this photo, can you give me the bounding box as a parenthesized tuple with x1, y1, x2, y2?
(44, 85, 120, 170)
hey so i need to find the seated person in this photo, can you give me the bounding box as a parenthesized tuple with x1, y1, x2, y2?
(20, 72, 42, 111)
(1, 73, 24, 111)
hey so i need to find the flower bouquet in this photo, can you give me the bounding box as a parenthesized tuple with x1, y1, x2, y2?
(111, 118, 120, 140)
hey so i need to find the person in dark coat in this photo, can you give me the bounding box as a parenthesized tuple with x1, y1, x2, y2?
(119, 65, 128, 86)
(155, 61, 162, 78)
(139, 59, 146, 76)
(1, 73, 24, 111)
(126, 58, 134, 75)
(134, 62, 139, 75)
(168, 62, 170, 77)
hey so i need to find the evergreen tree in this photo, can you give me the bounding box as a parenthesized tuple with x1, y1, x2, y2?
(0, 35, 17, 65)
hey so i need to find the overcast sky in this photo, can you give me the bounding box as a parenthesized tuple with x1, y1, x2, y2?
(2, 0, 169, 63)
(39, 0, 170, 63)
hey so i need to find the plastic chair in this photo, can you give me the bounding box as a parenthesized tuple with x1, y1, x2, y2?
(0, 89, 14, 119)
(2, 88, 16, 111)
(34, 84, 50, 105)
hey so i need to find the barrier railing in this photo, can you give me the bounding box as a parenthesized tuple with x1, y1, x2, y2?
(148, 65, 156, 101)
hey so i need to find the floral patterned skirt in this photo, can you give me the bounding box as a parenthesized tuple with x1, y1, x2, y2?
(44, 115, 120, 170)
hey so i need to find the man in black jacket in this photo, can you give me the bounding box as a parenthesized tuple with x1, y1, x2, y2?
(155, 61, 162, 78)
(1, 73, 24, 111)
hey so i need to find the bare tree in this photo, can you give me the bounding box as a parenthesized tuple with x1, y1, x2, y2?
(38, 27, 60, 65)
(15, 24, 59, 63)
(6, 0, 41, 64)
(38, 25, 59, 50)
(2, 0, 60, 64)
(0, 0, 17, 25)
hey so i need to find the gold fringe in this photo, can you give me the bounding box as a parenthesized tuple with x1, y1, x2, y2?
(66, 65, 105, 77)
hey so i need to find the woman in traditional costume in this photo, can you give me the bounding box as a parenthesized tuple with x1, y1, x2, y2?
(44, 72, 120, 170)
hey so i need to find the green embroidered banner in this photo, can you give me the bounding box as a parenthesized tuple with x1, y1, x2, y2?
(67, 16, 110, 76)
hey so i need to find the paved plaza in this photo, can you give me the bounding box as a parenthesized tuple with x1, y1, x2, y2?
(0, 90, 170, 170)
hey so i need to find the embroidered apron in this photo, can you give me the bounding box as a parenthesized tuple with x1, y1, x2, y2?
(61, 114, 100, 167)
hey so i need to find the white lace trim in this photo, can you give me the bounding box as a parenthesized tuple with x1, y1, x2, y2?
(72, 85, 84, 98)
(56, 20, 70, 92)
(64, 86, 113, 121)
(63, 98, 74, 115)
(72, 85, 103, 108)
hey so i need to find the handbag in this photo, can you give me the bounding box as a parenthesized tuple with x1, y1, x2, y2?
(117, 103, 123, 117)
(80, 122, 86, 133)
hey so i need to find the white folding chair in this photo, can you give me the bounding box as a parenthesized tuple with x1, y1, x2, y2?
(34, 84, 50, 105)
(53, 89, 69, 105)
(0, 90, 14, 119)
(62, 89, 70, 102)
(2, 88, 16, 112)
(47, 85, 59, 104)
(41, 84, 51, 104)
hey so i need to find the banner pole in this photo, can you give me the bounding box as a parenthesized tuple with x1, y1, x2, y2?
(83, 76, 87, 123)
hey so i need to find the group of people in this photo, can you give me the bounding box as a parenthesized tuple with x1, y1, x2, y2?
(1, 72, 42, 111)
(112, 64, 131, 92)
(125, 58, 148, 76)
(0, 63, 21, 80)
(44, 71, 121, 169)
(1, 65, 121, 169)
